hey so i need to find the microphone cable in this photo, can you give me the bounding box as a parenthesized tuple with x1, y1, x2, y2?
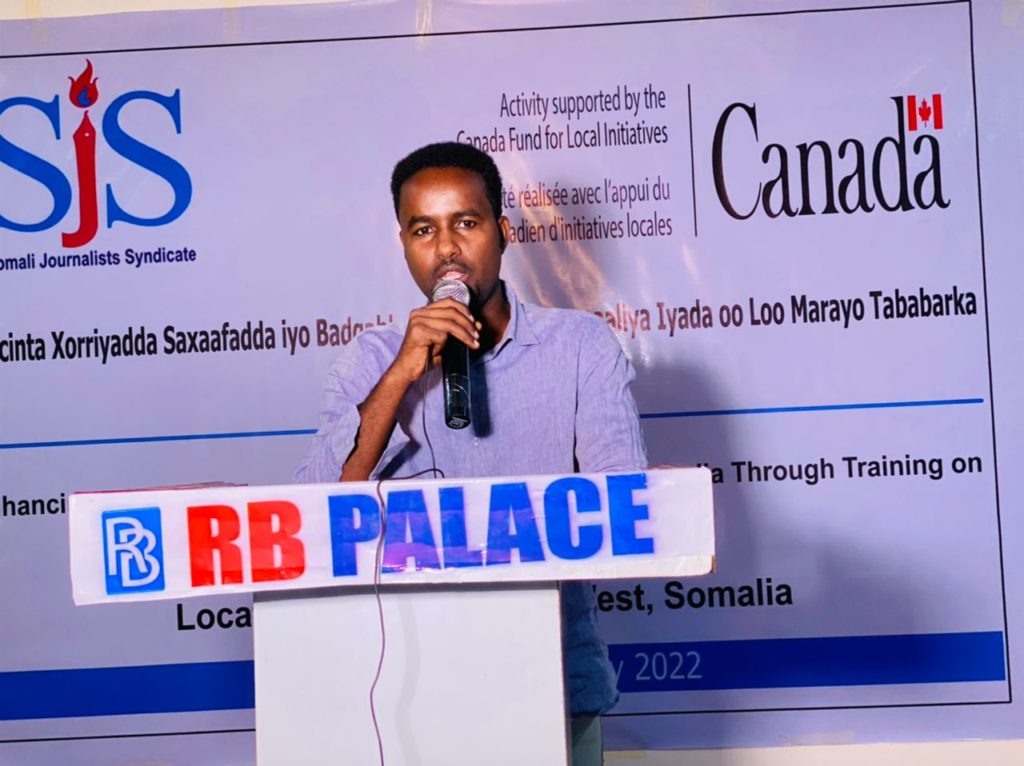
(368, 358, 444, 766)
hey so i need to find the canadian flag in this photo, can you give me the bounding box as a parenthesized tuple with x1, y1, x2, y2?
(906, 94, 944, 131)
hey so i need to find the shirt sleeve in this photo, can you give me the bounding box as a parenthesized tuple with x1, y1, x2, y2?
(573, 317, 649, 473)
(293, 331, 412, 484)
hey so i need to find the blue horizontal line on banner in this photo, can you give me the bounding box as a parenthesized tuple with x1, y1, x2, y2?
(1, 631, 1004, 720)
(0, 429, 318, 451)
(0, 661, 254, 721)
(609, 631, 1007, 694)
(640, 397, 985, 419)
(0, 398, 985, 450)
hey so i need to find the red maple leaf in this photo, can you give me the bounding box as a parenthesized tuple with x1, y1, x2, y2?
(918, 99, 932, 126)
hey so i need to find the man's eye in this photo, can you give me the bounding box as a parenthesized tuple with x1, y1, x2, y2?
(457, 219, 477, 229)
(412, 226, 432, 236)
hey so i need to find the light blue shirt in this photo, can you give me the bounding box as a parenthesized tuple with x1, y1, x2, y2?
(296, 281, 648, 714)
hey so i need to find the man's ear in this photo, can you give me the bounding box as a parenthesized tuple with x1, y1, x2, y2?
(498, 215, 511, 253)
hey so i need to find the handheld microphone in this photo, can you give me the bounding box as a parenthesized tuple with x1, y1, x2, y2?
(432, 278, 472, 429)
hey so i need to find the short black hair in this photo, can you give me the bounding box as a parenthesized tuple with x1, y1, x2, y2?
(390, 141, 504, 223)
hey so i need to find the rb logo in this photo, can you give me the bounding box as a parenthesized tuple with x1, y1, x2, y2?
(103, 507, 166, 594)
(0, 59, 192, 247)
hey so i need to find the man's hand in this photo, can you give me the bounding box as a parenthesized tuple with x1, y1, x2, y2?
(389, 297, 481, 384)
(340, 297, 480, 482)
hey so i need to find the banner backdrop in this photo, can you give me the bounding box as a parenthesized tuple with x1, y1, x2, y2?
(1, 0, 1023, 762)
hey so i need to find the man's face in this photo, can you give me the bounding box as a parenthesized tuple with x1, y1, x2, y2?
(397, 166, 510, 308)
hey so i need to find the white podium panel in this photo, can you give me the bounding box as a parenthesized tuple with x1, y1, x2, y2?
(254, 584, 568, 766)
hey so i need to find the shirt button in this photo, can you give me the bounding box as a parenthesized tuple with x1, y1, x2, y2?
(473, 438, 480, 446)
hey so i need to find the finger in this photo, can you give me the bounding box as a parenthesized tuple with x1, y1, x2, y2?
(424, 298, 476, 324)
(418, 308, 477, 337)
(412, 304, 477, 331)
(410, 302, 472, 323)
(406, 324, 478, 360)
(417, 325, 456, 349)
(422, 321, 479, 349)
(411, 316, 480, 348)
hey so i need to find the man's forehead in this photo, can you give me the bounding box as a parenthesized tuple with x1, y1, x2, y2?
(399, 166, 488, 208)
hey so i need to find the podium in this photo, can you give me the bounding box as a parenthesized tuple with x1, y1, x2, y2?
(255, 583, 566, 765)
(69, 469, 714, 766)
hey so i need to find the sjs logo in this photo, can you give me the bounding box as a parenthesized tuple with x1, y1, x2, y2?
(0, 60, 192, 247)
(103, 507, 166, 594)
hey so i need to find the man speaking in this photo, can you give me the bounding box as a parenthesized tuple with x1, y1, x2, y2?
(296, 141, 647, 764)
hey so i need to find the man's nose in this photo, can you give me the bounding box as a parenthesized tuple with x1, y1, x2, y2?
(435, 225, 460, 259)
